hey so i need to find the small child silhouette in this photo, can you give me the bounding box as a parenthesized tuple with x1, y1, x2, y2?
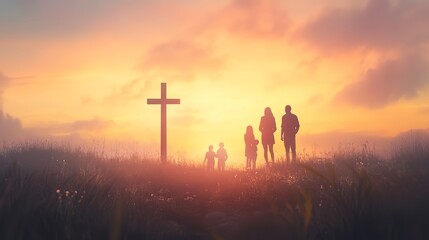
(204, 145, 216, 171)
(250, 139, 259, 170)
(245, 125, 259, 170)
(217, 142, 228, 171)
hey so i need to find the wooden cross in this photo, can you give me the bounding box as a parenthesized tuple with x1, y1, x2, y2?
(147, 82, 181, 163)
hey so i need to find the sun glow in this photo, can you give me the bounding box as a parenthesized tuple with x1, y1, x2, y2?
(1, 0, 429, 167)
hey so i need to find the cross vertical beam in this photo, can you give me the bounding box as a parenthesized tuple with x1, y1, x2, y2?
(147, 82, 180, 163)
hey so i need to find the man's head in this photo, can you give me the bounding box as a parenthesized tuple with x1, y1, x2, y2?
(285, 105, 292, 113)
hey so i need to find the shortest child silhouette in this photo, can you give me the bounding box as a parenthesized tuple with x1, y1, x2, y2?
(249, 139, 259, 170)
(204, 145, 216, 171)
(217, 142, 228, 171)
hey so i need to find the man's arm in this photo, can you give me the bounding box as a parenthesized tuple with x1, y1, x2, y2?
(295, 116, 300, 134)
(280, 116, 284, 141)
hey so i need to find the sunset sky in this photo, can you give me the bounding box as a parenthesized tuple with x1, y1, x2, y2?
(1, 0, 429, 166)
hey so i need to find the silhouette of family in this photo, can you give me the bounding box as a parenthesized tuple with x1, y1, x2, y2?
(204, 105, 299, 170)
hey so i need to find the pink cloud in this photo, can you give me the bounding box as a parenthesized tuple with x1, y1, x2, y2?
(0, 73, 10, 110)
(300, 128, 429, 157)
(69, 117, 114, 132)
(0, 72, 9, 89)
(30, 117, 115, 138)
(202, 0, 291, 38)
(0, 110, 24, 141)
(105, 78, 153, 103)
(296, 0, 429, 108)
(298, 0, 429, 52)
(335, 54, 429, 108)
(141, 40, 224, 75)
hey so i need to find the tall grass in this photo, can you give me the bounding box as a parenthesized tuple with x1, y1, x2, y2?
(1, 141, 428, 239)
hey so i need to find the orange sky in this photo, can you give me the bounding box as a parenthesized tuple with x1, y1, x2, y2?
(1, 0, 429, 167)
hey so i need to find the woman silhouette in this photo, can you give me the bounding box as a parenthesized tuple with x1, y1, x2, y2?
(259, 107, 277, 165)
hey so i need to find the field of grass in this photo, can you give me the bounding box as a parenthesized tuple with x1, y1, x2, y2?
(1, 141, 428, 240)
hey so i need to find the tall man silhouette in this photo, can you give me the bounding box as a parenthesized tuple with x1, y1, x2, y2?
(281, 105, 300, 163)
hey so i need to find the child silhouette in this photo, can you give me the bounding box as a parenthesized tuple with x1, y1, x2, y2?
(217, 142, 228, 171)
(244, 125, 259, 170)
(204, 145, 216, 171)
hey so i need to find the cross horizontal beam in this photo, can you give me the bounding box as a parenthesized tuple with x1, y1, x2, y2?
(147, 99, 180, 105)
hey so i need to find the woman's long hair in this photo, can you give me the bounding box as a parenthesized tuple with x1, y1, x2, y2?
(264, 107, 274, 119)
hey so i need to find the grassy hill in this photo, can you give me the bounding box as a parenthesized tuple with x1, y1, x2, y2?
(1, 141, 428, 240)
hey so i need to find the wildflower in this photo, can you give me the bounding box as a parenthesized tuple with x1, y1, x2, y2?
(65, 191, 70, 197)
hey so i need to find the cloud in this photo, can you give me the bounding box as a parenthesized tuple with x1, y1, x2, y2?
(203, 0, 291, 38)
(0, 74, 38, 141)
(0, 72, 34, 109)
(38, 117, 114, 135)
(392, 128, 429, 145)
(0, 112, 114, 143)
(297, 0, 429, 108)
(141, 40, 224, 77)
(105, 78, 153, 103)
(418, 107, 429, 115)
(0, 0, 158, 38)
(0, 72, 9, 89)
(68, 117, 114, 132)
(0, 110, 25, 141)
(300, 128, 429, 157)
(298, 0, 429, 52)
(0, 112, 123, 157)
(138, 0, 291, 80)
(300, 130, 389, 151)
(335, 54, 429, 108)
(390, 128, 429, 156)
(0, 73, 10, 110)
